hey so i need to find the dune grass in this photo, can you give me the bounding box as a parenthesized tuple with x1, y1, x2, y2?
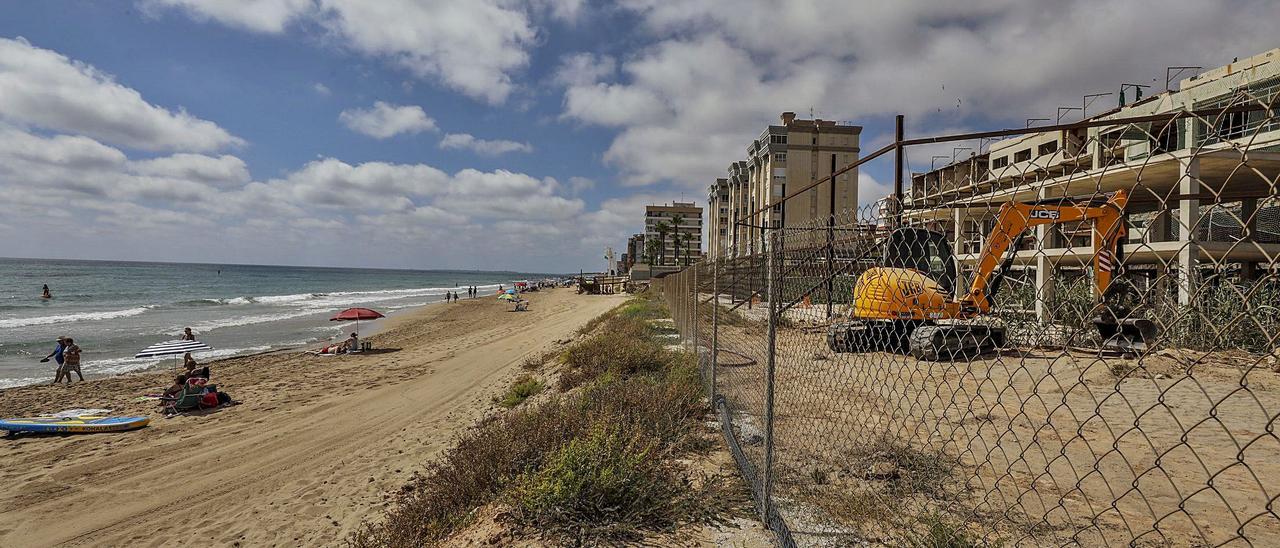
(350, 290, 735, 547)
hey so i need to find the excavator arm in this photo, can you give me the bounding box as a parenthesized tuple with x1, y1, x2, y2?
(962, 190, 1129, 315)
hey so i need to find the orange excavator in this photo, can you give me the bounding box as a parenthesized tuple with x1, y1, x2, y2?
(827, 189, 1156, 359)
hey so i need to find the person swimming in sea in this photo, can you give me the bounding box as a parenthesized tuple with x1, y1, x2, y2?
(41, 284, 52, 299)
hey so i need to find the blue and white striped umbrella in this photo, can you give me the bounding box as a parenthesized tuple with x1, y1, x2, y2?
(134, 339, 211, 358)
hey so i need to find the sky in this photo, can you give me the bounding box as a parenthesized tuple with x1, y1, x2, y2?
(0, 0, 1276, 272)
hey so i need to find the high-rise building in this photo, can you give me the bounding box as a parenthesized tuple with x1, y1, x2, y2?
(644, 202, 703, 267)
(710, 113, 862, 259)
(707, 178, 730, 261)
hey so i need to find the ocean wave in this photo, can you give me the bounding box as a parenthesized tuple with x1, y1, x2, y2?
(184, 309, 330, 333)
(0, 306, 154, 329)
(88, 345, 274, 376)
(0, 376, 49, 390)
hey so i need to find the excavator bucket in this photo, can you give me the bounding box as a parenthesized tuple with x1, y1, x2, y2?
(1095, 317, 1158, 354)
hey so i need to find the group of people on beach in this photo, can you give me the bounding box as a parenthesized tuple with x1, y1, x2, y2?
(444, 286, 480, 302)
(39, 326, 201, 385)
(41, 336, 82, 384)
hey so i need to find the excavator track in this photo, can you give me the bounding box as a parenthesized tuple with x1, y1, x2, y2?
(908, 324, 1006, 361)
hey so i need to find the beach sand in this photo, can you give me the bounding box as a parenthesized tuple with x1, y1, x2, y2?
(0, 288, 627, 547)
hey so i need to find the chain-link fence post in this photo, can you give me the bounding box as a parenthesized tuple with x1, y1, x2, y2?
(692, 265, 700, 364)
(710, 258, 718, 400)
(761, 228, 780, 524)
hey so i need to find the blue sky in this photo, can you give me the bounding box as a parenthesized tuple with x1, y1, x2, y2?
(0, 1, 1275, 272)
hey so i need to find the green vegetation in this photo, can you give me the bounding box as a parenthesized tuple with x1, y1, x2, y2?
(495, 375, 544, 408)
(520, 348, 561, 371)
(558, 313, 674, 391)
(350, 290, 737, 547)
(998, 272, 1280, 354)
(907, 514, 987, 548)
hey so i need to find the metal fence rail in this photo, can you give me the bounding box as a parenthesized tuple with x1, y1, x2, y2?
(657, 93, 1280, 546)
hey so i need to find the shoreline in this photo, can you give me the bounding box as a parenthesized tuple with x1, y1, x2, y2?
(0, 288, 626, 547)
(0, 290, 492, 391)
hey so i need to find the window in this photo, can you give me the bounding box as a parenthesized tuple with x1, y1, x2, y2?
(1154, 123, 1180, 154)
(1014, 149, 1032, 162)
(992, 156, 1009, 169)
(1037, 140, 1059, 156)
(770, 134, 787, 144)
(773, 152, 787, 162)
(1219, 110, 1247, 140)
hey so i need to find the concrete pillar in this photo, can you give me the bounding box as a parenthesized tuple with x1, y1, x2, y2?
(1177, 157, 1201, 306)
(953, 207, 967, 300)
(1149, 205, 1172, 243)
(1035, 188, 1057, 322)
(1241, 198, 1258, 280)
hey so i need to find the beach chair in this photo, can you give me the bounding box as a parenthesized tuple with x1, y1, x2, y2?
(162, 380, 218, 416)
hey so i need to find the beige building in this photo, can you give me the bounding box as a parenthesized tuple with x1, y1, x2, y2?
(709, 113, 862, 259)
(645, 202, 703, 267)
(906, 48, 1280, 315)
(707, 178, 731, 261)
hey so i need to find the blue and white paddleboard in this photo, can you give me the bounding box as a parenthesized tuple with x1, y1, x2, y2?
(0, 415, 150, 434)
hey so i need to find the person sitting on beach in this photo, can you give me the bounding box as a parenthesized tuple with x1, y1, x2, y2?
(343, 332, 360, 353)
(180, 327, 196, 341)
(161, 374, 189, 402)
(183, 352, 210, 379)
(61, 338, 84, 383)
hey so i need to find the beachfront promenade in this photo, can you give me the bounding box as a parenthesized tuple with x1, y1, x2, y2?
(0, 289, 625, 546)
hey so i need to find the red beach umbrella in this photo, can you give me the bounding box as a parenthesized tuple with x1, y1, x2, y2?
(330, 307, 385, 335)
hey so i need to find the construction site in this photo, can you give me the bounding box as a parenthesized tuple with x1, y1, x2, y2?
(661, 49, 1280, 546)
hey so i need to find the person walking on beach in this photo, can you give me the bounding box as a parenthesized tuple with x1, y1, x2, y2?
(180, 327, 196, 341)
(41, 336, 66, 384)
(61, 338, 84, 383)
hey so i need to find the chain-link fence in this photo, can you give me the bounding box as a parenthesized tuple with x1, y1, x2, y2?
(657, 89, 1280, 546)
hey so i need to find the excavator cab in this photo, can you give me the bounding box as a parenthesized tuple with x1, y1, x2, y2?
(883, 228, 957, 295)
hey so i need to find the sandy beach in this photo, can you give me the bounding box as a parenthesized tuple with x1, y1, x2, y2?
(0, 288, 626, 547)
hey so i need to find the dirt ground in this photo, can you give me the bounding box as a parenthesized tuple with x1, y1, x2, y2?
(0, 289, 626, 547)
(708, 313, 1280, 546)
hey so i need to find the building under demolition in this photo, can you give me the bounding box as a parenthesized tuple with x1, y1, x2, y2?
(905, 49, 1280, 318)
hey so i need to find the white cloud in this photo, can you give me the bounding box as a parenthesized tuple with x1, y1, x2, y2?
(338, 102, 437, 139)
(147, 0, 541, 104)
(142, 0, 314, 33)
(0, 122, 607, 269)
(553, 52, 616, 87)
(439, 133, 533, 155)
(568, 176, 595, 194)
(560, 0, 1280, 188)
(0, 37, 243, 152)
(128, 153, 251, 187)
(312, 82, 331, 95)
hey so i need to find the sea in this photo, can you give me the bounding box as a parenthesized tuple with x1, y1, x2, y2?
(0, 257, 557, 389)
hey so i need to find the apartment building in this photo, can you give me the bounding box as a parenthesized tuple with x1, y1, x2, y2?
(644, 202, 703, 267)
(905, 48, 1280, 316)
(726, 161, 751, 258)
(707, 178, 731, 261)
(708, 112, 862, 259)
(624, 234, 645, 270)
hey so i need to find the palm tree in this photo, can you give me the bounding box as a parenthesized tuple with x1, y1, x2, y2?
(669, 215, 685, 267)
(672, 232, 687, 267)
(654, 221, 671, 266)
(644, 239, 660, 265)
